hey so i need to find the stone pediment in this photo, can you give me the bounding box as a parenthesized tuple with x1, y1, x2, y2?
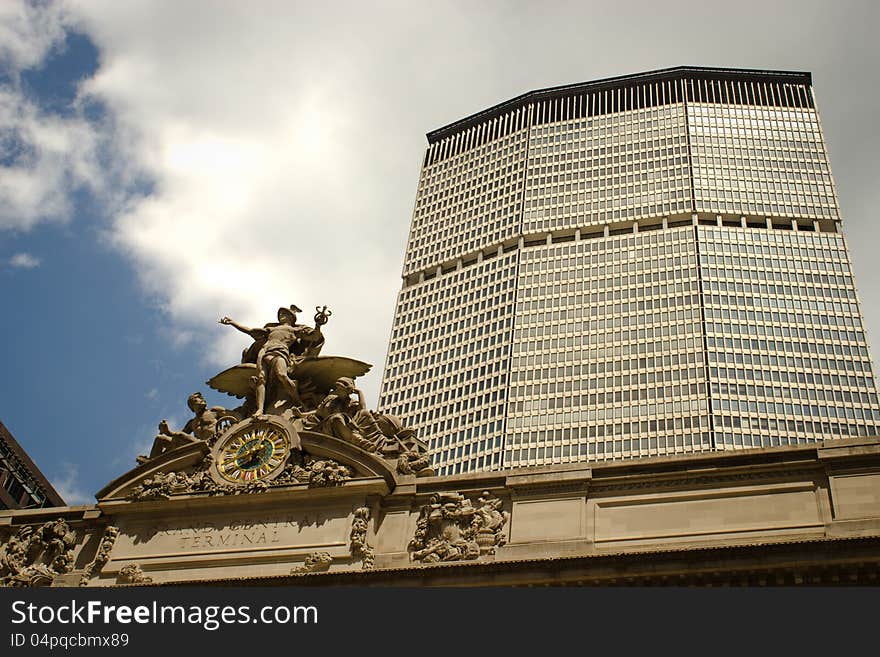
(97, 441, 210, 501)
(100, 303, 433, 507)
(96, 429, 405, 503)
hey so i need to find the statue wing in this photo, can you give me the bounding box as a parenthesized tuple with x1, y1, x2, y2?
(294, 356, 372, 394)
(206, 363, 258, 399)
(207, 357, 371, 398)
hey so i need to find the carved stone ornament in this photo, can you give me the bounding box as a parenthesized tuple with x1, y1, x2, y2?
(212, 304, 433, 471)
(472, 490, 511, 555)
(126, 446, 353, 502)
(127, 454, 235, 501)
(408, 491, 509, 564)
(0, 519, 78, 587)
(79, 526, 119, 586)
(117, 563, 152, 585)
(350, 507, 375, 570)
(396, 445, 434, 477)
(279, 453, 352, 488)
(291, 551, 333, 574)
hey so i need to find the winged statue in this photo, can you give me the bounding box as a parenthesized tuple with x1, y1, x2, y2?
(131, 302, 433, 480)
(208, 357, 371, 403)
(214, 304, 370, 414)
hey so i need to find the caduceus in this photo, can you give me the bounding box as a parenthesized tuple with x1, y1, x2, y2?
(314, 305, 332, 327)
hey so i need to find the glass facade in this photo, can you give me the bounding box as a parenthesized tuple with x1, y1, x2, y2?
(507, 227, 709, 466)
(403, 121, 529, 277)
(523, 104, 691, 233)
(701, 226, 879, 447)
(380, 68, 880, 477)
(382, 252, 517, 474)
(689, 103, 839, 220)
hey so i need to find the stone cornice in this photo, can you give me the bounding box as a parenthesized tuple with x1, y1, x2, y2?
(146, 533, 880, 587)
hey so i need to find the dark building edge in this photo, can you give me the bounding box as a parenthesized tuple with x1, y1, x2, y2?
(0, 420, 65, 508)
(427, 66, 813, 144)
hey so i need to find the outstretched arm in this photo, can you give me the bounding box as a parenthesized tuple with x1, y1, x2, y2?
(300, 328, 324, 357)
(219, 316, 263, 339)
(157, 419, 193, 442)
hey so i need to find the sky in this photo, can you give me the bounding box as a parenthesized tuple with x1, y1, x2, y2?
(2, 0, 880, 504)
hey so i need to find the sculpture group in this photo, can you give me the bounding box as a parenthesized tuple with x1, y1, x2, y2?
(137, 304, 433, 495)
(408, 491, 509, 563)
(0, 303, 513, 588)
(0, 519, 77, 587)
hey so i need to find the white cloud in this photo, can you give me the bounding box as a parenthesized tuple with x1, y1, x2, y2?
(4, 0, 880, 412)
(0, 2, 418, 405)
(0, 81, 107, 230)
(51, 1, 443, 404)
(50, 461, 92, 505)
(8, 251, 40, 268)
(0, 2, 125, 233)
(0, 1, 68, 72)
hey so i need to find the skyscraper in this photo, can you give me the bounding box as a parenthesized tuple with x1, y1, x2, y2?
(378, 67, 880, 477)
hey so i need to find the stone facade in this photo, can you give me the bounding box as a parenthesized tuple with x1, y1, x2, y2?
(3, 436, 880, 586)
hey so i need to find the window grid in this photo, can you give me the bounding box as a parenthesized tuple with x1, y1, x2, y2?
(379, 253, 519, 476)
(382, 71, 880, 477)
(402, 124, 528, 277)
(505, 228, 710, 466)
(690, 103, 839, 220)
(523, 104, 691, 233)
(701, 226, 880, 448)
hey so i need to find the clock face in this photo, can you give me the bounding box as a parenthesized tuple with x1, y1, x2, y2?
(214, 421, 291, 484)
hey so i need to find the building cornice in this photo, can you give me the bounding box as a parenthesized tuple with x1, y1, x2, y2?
(427, 66, 813, 144)
(150, 533, 880, 587)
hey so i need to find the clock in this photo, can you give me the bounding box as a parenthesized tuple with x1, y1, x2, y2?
(211, 418, 293, 484)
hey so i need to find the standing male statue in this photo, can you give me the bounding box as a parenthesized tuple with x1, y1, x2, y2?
(219, 305, 328, 416)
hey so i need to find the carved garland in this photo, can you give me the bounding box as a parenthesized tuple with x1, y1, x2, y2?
(291, 551, 333, 574)
(117, 564, 152, 585)
(79, 525, 119, 586)
(126, 452, 353, 502)
(349, 507, 375, 570)
(396, 448, 433, 477)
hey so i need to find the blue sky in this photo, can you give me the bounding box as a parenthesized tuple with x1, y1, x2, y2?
(1, 27, 207, 501)
(3, 1, 880, 504)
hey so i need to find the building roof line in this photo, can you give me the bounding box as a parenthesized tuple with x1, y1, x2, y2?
(426, 66, 813, 144)
(0, 420, 66, 507)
